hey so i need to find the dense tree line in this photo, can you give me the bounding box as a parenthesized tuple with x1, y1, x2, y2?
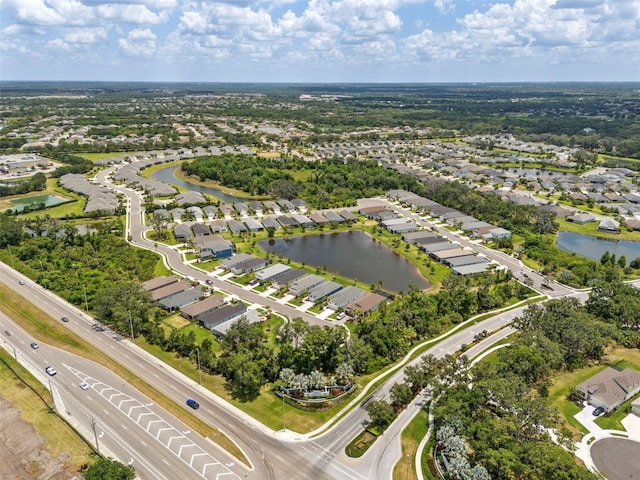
(182, 154, 427, 207)
(0, 172, 46, 197)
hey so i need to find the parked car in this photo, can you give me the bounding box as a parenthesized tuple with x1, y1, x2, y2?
(30, 342, 39, 349)
(186, 398, 199, 409)
(593, 406, 605, 416)
(45, 366, 57, 376)
(61, 316, 69, 322)
(79, 382, 89, 390)
(336, 312, 346, 320)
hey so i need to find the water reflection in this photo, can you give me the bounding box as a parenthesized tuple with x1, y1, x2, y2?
(151, 165, 249, 203)
(556, 231, 640, 265)
(258, 231, 430, 292)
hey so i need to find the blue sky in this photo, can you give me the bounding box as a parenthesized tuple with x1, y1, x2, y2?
(1, 0, 639, 82)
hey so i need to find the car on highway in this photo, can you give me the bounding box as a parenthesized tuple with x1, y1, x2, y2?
(61, 316, 69, 322)
(18, 280, 25, 285)
(593, 406, 605, 416)
(186, 398, 199, 409)
(45, 366, 57, 376)
(30, 342, 39, 349)
(205, 279, 213, 285)
(79, 382, 89, 390)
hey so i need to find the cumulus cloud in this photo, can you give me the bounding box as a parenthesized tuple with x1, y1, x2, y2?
(64, 27, 108, 43)
(118, 27, 157, 57)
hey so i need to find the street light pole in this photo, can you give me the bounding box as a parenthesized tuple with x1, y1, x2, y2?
(282, 393, 286, 431)
(91, 416, 100, 454)
(128, 310, 135, 340)
(82, 284, 89, 313)
(195, 347, 202, 385)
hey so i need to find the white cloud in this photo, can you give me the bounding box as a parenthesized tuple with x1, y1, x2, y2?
(118, 27, 157, 57)
(96, 4, 169, 24)
(64, 27, 108, 43)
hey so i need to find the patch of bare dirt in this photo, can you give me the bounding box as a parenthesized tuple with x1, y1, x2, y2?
(0, 398, 80, 480)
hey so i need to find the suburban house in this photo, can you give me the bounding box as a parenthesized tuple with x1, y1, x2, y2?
(193, 236, 234, 260)
(323, 211, 345, 223)
(199, 303, 247, 330)
(212, 309, 261, 337)
(180, 294, 225, 320)
(344, 292, 386, 316)
(227, 219, 247, 234)
(150, 279, 191, 301)
(567, 213, 596, 224)
(307, 281, 342, 302)
(327, 286, 365, 310)
(192, 223, 211, 236)
(220, 253, 254, 270)
(255, 263, 291, 283)
(209, 219, 228, 234)
(231, 257, 269, 275)
(576, 367, 640, 414)
(158, 288, 203, 312)
(289, 274, 325, 297)
(261, 216, 281, 230)
(173, 224, 191, 239)
(142, 276, 178, 292)
(244, 218, 264, 232)
(598, 218, 621, 233)
(271, 268, 307, 290)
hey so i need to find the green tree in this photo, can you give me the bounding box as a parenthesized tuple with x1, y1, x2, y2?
(366, 399, 395, 429)
(84, 458, 135, 480)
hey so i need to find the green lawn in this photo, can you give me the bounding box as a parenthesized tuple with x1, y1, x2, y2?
(394, 407, 430, 480)
(79, 152, 140, 161)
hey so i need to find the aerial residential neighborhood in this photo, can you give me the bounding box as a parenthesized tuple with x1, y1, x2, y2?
(1, 79, 640, 480)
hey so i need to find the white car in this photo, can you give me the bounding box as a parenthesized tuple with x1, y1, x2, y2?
(45, 366, 57, 376)
(79, 382, 89, 390)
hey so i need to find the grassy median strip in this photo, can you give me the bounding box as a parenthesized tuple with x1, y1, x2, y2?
(393, 407, 430, 480)
(0, 283, 248, 466)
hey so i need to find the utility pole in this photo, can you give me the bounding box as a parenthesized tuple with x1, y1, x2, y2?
(82, 284, 89, 313)
(282, 393, 286, 431)
(195, 347, 202, 385)
(128, 310, 135, 340)
(13, 347, 20, 379)
(91, 416, 100, 454)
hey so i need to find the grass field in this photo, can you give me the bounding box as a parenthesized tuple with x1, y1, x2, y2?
(78, 152, 139, 161)
(394, 407, 430, 480)
(0, 349, 96, 470)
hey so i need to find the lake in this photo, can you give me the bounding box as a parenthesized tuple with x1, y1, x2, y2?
(10, 194, 69, 212)
(556, 231, 640, 265)
(152, 165, 248, 203)
(258, 231, 431, 293)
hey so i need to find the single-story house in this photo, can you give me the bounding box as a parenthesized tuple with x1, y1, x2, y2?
(327, 286, 365, 310)
(344, 292, 386, 316)
(445, 255, 488, 268)
(227, 219, 247, 234)
(196, 237, 234, 260)
(339, 207, 361, 222)
(324, 211, 345, 223)
(151, 280, 191, 301)
(255, 263, 291, 283)
(567, 213, 596, 224)
(158, 288, 203, 312)
(173, 224, 191, 239)
(220, 253, 254, 270)
(289, 274, 325, 296)
(277, 199, 295, 211)
(180, 294, 225, 320)
(203, 205, 219, 219)
(402, 231, 439, 243)
(420, 241, 454, 254)
(576, 367, 640, 414)
(451, 263, 490, 275)
(430, 248, 472, 262)
(209, 219, 228, 234)
(199, 303, 247, 330)
(598, 218, 620, 233)
(244, 218, 264, 232)
(219, 204, 235, 217)
(308, 212, 329, 224)
(261, 216, 281, 230)
(231, 257, 269, 275)
(307, 281, 342, 302)
(293, 214, 315, 228)
(249, 201, 263, 214)
(212, 309, 261, 337)
(278, 215, 298, 227)
(192, 223, 211, 236)
(234, 202, 249, 215)
(271, 268, 307, 290)
(142, 276, 178, 292)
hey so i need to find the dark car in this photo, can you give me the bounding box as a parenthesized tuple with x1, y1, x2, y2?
(61, 316, 69, 322)
(593, 406, 605, 416)
(30, 342, 39, 349)
(186, 399, 199, 409)
(18, 280, 25, 285)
